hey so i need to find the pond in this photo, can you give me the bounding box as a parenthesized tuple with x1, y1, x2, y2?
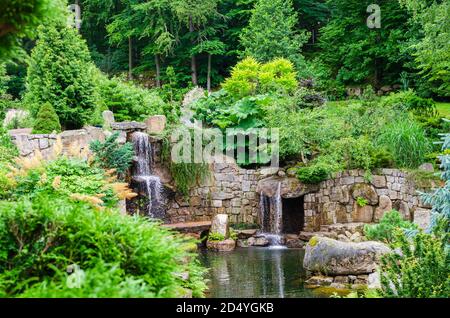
(198, 247, 335, 298)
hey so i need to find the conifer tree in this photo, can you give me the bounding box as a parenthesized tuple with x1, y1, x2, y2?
(32, 102, 62, 134)
(240, 0, 309, 67)
(25, 24, 98, 129)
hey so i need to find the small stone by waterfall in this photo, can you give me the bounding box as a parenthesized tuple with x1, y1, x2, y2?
(131, 132, 165, 219)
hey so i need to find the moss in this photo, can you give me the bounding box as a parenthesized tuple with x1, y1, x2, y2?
(405, 169, 441, 189)
(312, 286, 352, 297)
(309, 236, 319, 247)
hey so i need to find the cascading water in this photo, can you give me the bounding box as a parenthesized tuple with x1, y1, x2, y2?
(259, 182, 285, 247)
(131, 132, 165, 219)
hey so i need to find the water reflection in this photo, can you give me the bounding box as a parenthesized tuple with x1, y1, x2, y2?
(199, 248, 319, 298)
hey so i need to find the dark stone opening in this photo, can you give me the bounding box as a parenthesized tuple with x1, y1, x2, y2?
(282, 196, 305, 234)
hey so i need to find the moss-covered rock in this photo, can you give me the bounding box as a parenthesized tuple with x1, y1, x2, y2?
(303, 236, 390, 276)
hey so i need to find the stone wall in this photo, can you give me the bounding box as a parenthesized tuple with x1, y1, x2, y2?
(166, 164, 434, 231)
(165, 160, 278, 224)
(9, 127, 107, 159)
(303, 169, 435, 231)
(8, 122, 148, 159)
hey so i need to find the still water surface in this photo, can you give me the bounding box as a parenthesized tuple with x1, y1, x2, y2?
(199, 247, 331, 298)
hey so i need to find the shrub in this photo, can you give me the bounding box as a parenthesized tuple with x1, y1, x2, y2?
(208, 232, 226, 242)
(421, 119, 450, 228)
(296, 161, 333, 184)
(382, 90, 437, 117)
(0, 127, 18, 164)
(377, 118, 431, 168)
(97, 74, 169, 122)
(379, 229, 449, 298)
(193, 90, 268, 130)
(222, 57, 260, 99)
(330, 136, 374, 171)
(17, 260, 156, 298)
(258, 58, 299, 95)
(364, 210, 418, 244)
(0, 194, 207, 298)
(222, 57, 298, 100)
(162, 132, 210, 197)
(370, 148, 395, 169)
(293, 87, 325, 109)
(0, 153, 129, 209)
(89, 132, 134, 177)
(32, 102, 61, 134)
(25, 25, 98, 129)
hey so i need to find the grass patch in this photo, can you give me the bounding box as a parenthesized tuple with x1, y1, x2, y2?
(436, 102, 450, 118)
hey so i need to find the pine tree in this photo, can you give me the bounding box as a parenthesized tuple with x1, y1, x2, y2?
(25, 24, 98, 129)
(32, 102, 62, 134)
(240, 0, 309, 66)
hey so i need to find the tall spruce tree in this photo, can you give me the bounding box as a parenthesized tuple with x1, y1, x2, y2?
(240, 0, 310, 67)
(25, 24, 98, 129)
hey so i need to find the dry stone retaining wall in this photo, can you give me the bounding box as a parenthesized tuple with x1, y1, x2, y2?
(167, 165, 434, 231)
(165, 161, 278, 224)
(303, 169, 434, 231)
(9, 127, 108, 159)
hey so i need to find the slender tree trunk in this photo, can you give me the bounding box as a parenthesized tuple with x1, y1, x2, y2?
(207, 54, 212, 93)
(189, 17, 198, 86)
(155, 54, 161, 88)
(128, 37, 133, 80)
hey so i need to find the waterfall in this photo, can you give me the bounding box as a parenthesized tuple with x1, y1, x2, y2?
(272, 182, 282, 236)
(259, 182, 285, 247)
(131, 132, 164, 219)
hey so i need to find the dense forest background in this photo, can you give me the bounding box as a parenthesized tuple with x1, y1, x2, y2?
(1, 0, 449, 101)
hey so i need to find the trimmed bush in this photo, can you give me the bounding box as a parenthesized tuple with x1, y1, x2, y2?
(296, 162, 332, 184)
(0, 194, 207, 298)
(32, 102, 61, 134)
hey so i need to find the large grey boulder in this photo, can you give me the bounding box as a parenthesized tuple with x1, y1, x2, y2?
(303, 236, 391, 275)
